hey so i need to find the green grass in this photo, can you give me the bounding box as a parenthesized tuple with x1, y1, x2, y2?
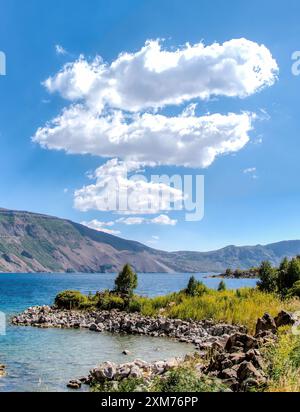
(263, 328, 300, 392)
(149, 366, 227, 392)
(133, 288, 300, 333)
(54, 287, 300, 334)
(93, 366, 228, 393)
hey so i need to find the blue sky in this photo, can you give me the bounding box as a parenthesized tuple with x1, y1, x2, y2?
(0, 0, 300, 252)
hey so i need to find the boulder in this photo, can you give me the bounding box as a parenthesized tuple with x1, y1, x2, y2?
(219, 368, 238, 380)
(67, 379, 81, 390)
(274, 311, 296, 328)
(89, 323, 98, 332)
(129, 366, 143, 379)
(245, 350, 265, 370)
(165, 358, 180, 370)
(91, 361, 117, 382)
(225, 333, 257, 353)
(79, 376, 90, 385)
(117, 366, 131, 379)
(229, 352, 246, 365)
(255, 313, 277, 336)
(237, 361, 266, 387)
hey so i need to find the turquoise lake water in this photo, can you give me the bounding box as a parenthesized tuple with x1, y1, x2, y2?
(0, 273, 258, 392)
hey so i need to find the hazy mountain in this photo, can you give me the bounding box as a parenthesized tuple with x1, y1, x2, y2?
(0, 208, 300, 273)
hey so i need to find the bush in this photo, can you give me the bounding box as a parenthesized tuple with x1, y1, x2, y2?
(258, 261, 278, 293)
(93, 367, 227, 393)
(263, 329, 300, 392)
(95, 291, 125, 310)
(128, 298, 142, 313)
(150, 367, 227, 392)
(285, 258, 300, 290)
(115, 264, 138, 297)
(54, 290, 89, 310)
(287, 281, 300, 298)
(93, 378, 146, 393)
(185, 277, 209, 297)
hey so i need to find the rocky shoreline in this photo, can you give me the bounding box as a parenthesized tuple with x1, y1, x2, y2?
(11, 306, 246, 350)
(11, 307, 299, 392)
(67, 311, 298, 392)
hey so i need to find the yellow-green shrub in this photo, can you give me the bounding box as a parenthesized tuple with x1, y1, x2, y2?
(263, 328, 300, 392)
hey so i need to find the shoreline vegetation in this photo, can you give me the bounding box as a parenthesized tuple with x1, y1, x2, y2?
(12, 261, 300, 392)
(210, 268, 260, 279)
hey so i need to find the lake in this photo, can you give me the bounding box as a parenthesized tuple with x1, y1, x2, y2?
(0, 273, 258, 392)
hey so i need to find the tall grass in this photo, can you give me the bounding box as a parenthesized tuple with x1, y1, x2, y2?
(55, 286, 300, 334)
(136, 288, 300, 333)
(263, 328, 300, 392)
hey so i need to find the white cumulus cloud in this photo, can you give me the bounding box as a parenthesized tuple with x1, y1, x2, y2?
(46, 38, 278, 111)
(32, 38, 278, 218)
(74, 158, 185, 214)
(33, 106, 254, 168)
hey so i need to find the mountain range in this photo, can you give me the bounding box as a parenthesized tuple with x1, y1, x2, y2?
(0, 208, 300, 273)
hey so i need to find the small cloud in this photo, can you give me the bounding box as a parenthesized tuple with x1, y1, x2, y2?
(243, 167, 256, 174)
(151, 215, 177, 226)
(81, 219, 120, 235)
(243, 167, 258, 179)
(117, 214, 177, 226)
(55, 44, 67, 56)
(63, 188, 69, 194)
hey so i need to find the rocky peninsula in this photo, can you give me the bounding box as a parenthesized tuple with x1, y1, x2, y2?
(11, 305, 245, 349)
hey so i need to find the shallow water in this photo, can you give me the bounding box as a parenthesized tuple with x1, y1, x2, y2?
(0, 273, 257, 392)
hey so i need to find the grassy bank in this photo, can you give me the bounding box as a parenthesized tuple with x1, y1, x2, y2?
(263, 328, 300, 392)
(135, 289, 300, 334)
(55, 287, 300, 334)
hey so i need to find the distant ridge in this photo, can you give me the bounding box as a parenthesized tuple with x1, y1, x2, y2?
(0, 208, 300, 273)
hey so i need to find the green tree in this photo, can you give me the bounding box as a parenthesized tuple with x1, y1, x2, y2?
(218, 280, 227, 292)
(258, 261, 278, 293)
(277, 257, 290, 296)
(115, 264, 138, 297)
(287, 280, 300, 298)
(233, 269, 243, 278)
(285, 258, 300, 289)
(186, 276, 198, 296)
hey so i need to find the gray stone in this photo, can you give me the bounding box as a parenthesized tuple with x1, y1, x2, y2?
(255, 313, 277, 336)
(67, 379, 81, 390)
(129, 366, 143, 379)
(274, 311, 296, 328)
(225, 333, 257, 352)
(237, 361, 266, 385)
(219, 368, 238, 380)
